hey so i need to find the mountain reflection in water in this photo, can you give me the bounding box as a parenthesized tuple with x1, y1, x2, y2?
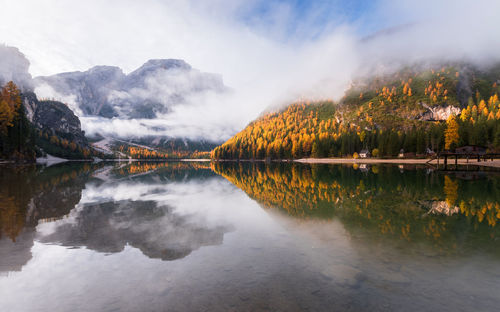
(39, 199, 228, 260)
(0, 161, 499, 311)
(0, 161, 231, 271)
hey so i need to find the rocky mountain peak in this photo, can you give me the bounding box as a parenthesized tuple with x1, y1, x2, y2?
(131, 59, 191, 75)
(34, 58, 226, 120)
(86, 65, 124, 80)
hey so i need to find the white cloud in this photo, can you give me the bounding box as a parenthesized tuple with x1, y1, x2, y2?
(1, 0, 499, 141)
(34, 83, 83, 115)
(0, 44, 33, 89)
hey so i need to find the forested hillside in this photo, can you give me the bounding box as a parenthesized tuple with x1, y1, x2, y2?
(212, 63, 500, 159)
(0, 81, 101, 161)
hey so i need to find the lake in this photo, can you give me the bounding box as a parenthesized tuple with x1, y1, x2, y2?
(0, 161, 499, 311)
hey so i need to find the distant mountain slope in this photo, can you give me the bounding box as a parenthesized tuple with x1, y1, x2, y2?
(35, 59, 226, 119)
(213, 62, 500, 159)
(34, 58, 227, 155)
(89, 136, 215, 159)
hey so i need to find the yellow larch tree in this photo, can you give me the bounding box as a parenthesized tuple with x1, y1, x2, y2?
(444, 115, 460, 150)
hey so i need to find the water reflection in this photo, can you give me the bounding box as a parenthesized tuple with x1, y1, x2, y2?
(0, 161, 231, 271)
(212, 162, 500, 255)
(0, 163, 97, 272)
(39, 200, 228, 260)
(0, 161, 499, 311)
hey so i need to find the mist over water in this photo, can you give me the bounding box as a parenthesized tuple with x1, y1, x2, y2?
(0, 162, 499, 311)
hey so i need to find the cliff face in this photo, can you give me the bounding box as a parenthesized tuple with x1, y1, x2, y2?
(34, 100, 88, 147)
(22, 91, 38, 123)
(21, 92, 89, 152)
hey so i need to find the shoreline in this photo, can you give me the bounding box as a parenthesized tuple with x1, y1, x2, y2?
(0, 158, 212, 166)
(4, 157, 500, 168)
(295, 157, 500, 168)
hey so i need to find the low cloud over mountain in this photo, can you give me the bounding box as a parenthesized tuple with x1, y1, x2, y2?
(0, 44, 33, 90)
(2, 1, 500, 142)
(35, 59, 226, 119)
(34, 59, 228, 141)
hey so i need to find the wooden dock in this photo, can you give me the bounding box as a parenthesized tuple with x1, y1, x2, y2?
(436, 151, 500, 170)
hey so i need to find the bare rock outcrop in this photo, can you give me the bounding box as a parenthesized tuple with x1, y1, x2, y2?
(419, 103, 461, 121)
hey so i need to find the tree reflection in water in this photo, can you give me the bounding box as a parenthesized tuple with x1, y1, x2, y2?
(1, 161, 499, 311)
(212, 162, 500, 255)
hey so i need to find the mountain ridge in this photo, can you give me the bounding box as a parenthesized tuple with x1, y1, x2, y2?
(34, 58, 226, 119)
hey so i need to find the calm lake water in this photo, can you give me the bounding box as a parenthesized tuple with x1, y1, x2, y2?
(0, 161, 499, 311)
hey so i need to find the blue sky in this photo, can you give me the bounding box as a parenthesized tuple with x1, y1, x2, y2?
(237, 0, 383, 40)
